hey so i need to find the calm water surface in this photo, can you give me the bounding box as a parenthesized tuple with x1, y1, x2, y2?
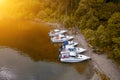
(0, 19, 94, 80)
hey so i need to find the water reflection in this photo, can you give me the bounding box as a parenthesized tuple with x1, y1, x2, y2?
(0, 47, 87, 80)
(0, 19, 59, 62)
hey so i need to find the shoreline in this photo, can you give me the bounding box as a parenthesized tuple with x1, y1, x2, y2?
(70, 27, 120, 80)
(47, 22, 120, 80)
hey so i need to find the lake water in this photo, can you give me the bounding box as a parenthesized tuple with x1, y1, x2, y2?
(0, 19, 94, 80)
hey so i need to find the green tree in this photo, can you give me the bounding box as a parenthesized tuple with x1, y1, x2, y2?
(95, 25, 109, 49)
(107, 12, 120, 63)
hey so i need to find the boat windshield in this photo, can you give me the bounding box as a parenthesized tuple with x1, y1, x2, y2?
(61, 54, 69, 59)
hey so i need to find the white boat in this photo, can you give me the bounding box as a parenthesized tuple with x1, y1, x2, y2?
(51, 35, 74, 43)
(61, 45, 86, 54)
(68, 41, 78, 46)
(63, 40, 78, 46)
(59, 52, 91, 63)
(49, 29, 68, 36)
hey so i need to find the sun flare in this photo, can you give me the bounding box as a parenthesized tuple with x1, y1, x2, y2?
(0, 0, 4, 4)
(0, 0, 45, 19)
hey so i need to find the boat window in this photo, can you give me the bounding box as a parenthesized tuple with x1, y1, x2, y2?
(61, 54, 69, 59)
(68, 48, 75, 51)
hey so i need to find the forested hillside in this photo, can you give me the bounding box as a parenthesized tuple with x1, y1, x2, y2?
(43, 0, 120, 65)
(0, 0, 120, 65)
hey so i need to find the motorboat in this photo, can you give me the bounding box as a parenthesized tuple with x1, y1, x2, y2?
(63, 41, 78, 46)
(49, 29, 68, 36)
(51, 34, 74, 43)
(60, 45, 86, 54)
(66, 45, 86, 53)
(59, 52, 91, 63)
(68, 41, 78, 46)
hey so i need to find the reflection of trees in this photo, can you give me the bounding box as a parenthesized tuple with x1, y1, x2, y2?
(0, 19, 59, 62)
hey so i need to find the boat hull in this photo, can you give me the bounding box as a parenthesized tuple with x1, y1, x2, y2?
(60, 54, 91, 63)
(61, 45, 87, 54)
(49, 30, 68, 36)
(51, 36, 74, 43)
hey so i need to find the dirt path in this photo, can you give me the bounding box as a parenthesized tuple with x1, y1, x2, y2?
(71, 27, 120, 80)
(47, 23, 120, 80)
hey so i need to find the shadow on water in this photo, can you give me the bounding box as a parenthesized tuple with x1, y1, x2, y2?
(0, 18, 59, 62)
(0, 18, 94, 80)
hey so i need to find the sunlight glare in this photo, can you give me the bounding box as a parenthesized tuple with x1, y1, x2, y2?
(0, 0, 4, 4)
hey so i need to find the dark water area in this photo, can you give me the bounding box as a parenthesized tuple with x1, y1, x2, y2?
(0, 19, 94, 80)
(0, 19, 59, 62)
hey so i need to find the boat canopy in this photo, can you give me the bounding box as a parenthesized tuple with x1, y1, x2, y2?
(63, 41, 68, 46)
